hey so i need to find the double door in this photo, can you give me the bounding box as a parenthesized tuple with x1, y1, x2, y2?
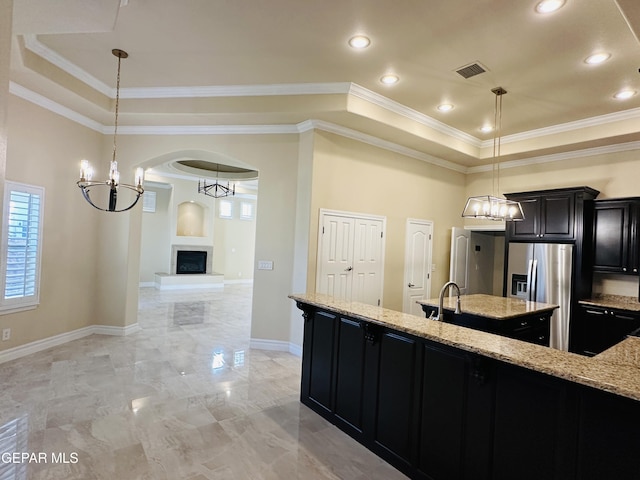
(316, 210, 385, 306)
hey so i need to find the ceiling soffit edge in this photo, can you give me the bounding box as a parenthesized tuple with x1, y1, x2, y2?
(10, 80, 640, 177)
(20, 36, 640, 159)
(467, 140, 640, 174)
(486, 106, 640, 148)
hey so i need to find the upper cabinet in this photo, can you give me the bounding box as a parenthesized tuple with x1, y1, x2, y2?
(592, 198, 640, 275)
(505, 187, 599, 242)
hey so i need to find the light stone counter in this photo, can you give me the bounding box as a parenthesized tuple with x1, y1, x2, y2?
(579, 293, 640, 312)
(290, 292, 640, 402)
(417, 293, 557, 319)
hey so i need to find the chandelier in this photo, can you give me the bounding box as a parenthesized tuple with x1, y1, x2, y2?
(77, 49, 144, 212)
(461, 87, 524, 221)
(197, 165, 236, 198)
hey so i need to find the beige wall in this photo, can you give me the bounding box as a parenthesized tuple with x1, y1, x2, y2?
(1, 96, 101, 349)
(308, 130, 467, 312)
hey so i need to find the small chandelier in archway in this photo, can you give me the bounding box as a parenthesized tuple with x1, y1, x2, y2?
(77, 49, 144, 212)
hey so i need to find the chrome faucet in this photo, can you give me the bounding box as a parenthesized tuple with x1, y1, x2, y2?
(430, 281, 462, 321)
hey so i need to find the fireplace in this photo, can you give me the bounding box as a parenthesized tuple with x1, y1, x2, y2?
(176, 250, 207, 274)
(171, 245, 214, 275)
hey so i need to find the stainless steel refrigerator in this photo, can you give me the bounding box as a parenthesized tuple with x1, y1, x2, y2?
(506, 243, 574, 351)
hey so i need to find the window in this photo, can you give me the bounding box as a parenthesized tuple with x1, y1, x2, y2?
(142, 190, 157, 212)
(0, 182, 44, 313)
(219, 200, 233, 219)
(240, 202, 254, 220)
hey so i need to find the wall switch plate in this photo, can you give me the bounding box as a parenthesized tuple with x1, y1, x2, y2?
(258, 260, 274, 270)
(2, 328, 10, 341)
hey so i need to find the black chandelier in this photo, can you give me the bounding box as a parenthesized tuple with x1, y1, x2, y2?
(77, 49, 144, 212)
(198, 179, 235, 199)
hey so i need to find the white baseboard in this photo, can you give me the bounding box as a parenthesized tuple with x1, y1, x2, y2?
(0, 323, 140, 364)
(250, 338, 302, 357)
(224, 279, 254, 285)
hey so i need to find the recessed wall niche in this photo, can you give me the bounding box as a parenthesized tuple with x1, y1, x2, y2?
(176, 201, 205, 237)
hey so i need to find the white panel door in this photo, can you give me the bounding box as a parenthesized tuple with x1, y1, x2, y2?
(351, 217, 385, 306)
(403, 219, 434, 315)
(316, 210, 385, 306)
(317, 214, 355, 300)
(450, 227, 471, 294)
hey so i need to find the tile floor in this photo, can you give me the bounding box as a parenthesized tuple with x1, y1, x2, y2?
(0, 285, 406, 479)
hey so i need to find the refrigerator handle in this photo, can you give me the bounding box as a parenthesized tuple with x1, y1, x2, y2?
(530, 259, 538, 302)
(526, 259, 534, 301)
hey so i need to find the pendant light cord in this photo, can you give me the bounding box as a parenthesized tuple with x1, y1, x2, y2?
(112, 54, 122, 164)
(492, 88, 504, 197)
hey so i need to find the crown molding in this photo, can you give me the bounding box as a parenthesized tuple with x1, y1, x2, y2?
(119, 82, 352, 99)
(11, 81, 640, 177)
(23, 35, 113, 97)
(467, 140, 640, 174)
(348, 83, 482, 148)
(298, 119, 468, 174)
(116, 124, 300, 135)
(480, 106, 640, 148)
(9, 81, 104, 132)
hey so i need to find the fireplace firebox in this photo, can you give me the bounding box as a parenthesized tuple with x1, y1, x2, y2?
(176, 250, 207, 274)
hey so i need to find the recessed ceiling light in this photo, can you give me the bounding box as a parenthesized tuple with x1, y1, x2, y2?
(480, 125, 494, 133)
(348, 35, 370, 49)
(437, 104, 454, 112)
(585, 52, 611, 65)
(380, 74, 399, 85)
(614, 89, 636, 100)
(535, 0, 565, 14)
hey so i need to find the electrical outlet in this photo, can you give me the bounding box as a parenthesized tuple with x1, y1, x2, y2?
(2, 328, 10, 341)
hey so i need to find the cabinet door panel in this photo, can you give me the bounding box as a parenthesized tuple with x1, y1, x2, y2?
(334, 317, 365, 432)
(542, 194, 574, 238)
(374, 331, 418, 467)
(511, 197, 540, 238)
(492, 364, 575, 480)
(418, 345, 467, 480)
(307, 311, 337, 412)
(593, 203, 629, 272)
(577, 387, 640, 480)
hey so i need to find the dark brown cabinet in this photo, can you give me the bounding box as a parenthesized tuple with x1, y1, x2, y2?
(420, 306, 551, 346)
(571, 304, 640, 356)
(295, 301, 640, 480)
(506, 192, 575, 240)
(504, 187, 598, 242)
(592, 198, 640, 275)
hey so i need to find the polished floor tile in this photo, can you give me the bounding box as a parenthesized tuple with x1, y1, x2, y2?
(0, 285, 406, 479)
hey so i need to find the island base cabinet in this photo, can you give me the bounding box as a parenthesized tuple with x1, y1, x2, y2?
(418, 344, 493, 480)
(295, 302, 640, 480)
(492, 363, 577, 480)
(371, 331, 421, 471)
(576, 387, 640, 480)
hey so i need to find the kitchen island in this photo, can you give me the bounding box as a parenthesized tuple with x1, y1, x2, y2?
(417, 293, 558, 346)
(290, 292, 640, 480)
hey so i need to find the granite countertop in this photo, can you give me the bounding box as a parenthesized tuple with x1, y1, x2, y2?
(579, 294, 640, 312)
(290, 292, 640, 402)
(417, 294, 558, 320)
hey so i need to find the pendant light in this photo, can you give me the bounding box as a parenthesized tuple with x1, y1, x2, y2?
(197, 164, 236, 199)
(77, 49, 144, 212)
(462, 87, 524, 221)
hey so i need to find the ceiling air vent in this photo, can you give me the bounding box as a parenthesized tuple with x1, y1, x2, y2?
(455, 62, 487, 79)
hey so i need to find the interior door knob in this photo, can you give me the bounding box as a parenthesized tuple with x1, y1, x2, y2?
(408, 283, 415, 287)
(345, 266, 353, 272)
